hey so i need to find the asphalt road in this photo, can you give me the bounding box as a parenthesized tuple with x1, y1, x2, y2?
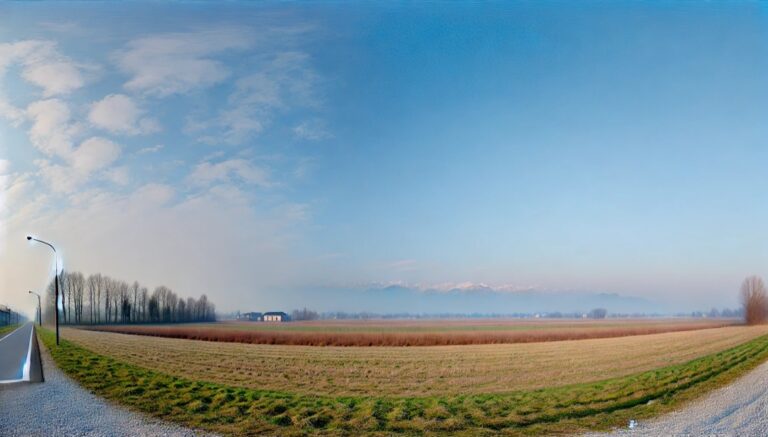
(0, 323, 42, 384)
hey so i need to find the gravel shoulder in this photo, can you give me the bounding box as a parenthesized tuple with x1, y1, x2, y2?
(0, 339, 216, 437)
(590, 358, 768, 436)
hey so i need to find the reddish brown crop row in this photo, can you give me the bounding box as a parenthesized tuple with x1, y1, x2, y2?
(82, 321, 734, 346)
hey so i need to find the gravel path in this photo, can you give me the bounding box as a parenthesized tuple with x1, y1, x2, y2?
(0, 342, 215, 437)
(589, 359, 768, 436)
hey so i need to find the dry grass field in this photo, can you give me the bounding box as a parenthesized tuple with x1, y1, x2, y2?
(44, 323, 768, 435)
(62, 324, 768, 397)
(83, 318, 734, 346)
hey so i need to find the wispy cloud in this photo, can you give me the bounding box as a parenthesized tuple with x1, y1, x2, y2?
(137, 144, 164, 154)
(190, 51, 322, 145)
(355, 281, 542, 294)
(187, 159, 272, 188)
(37, 21, 83, 34)
(294, 118, 331, 141)
(113, 27, 254, 97)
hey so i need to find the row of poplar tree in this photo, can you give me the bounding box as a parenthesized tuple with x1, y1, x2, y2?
(44, 271, 216, 325)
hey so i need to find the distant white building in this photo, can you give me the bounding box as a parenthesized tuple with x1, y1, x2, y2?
(263, 311, 289, 322)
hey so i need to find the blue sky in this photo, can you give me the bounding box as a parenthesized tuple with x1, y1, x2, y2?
(2, 2, 768, 314)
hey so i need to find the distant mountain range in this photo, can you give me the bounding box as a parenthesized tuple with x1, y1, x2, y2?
(287, 284, 663, 315)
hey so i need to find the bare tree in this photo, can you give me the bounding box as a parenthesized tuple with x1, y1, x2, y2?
(153, 286, 171, 322)
(117, 281, 129, 323)
(87, 275, 98, 324)
(177, 299, 185, 323)
(186, 297, 195, 322)
(131, 281, 140, 323)
(103, 276, 112, 324)
(71, 272, 84, 324)
(741, 275, 768, 325)
(95, 273, 104, 324)
(139, 287, 148, 323)
(59, 270, 68, 324)
(147, 287, 160, 322)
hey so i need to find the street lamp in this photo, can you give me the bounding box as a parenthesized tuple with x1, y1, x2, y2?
(28, 291, 41, 327)
(27, 236, 59, 345)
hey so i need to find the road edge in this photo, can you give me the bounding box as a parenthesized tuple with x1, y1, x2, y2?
(29, 326, 44, 383)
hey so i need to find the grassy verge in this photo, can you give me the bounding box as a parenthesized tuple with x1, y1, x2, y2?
(0, 324, 20, 338)
(40, 329, 768, 436)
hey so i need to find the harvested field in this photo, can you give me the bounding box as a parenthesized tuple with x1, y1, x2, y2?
(83, 318, 734, 346)
(62, 325, 768, 397)
(45, 328, 768, 435)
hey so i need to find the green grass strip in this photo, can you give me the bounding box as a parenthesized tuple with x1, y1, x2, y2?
(0, 324, 20, 338)
(40, 330, 768, 436)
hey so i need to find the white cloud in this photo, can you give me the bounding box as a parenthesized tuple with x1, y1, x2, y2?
(26, 98, 80, 157)
(294, 118, 331, 141)
(70, 137, 120, 174)
(0, 96, 24, 126)
(32, 136, 121, 194)
(24, 97, 122, 192)
(131, 183, 174, 206)
(88, 94, 160, 135)
(137, 144, 164, 154)
(105, 166, 130, 186)
(0, 40, 88, 96)
(187, 159, 271, 188)
(114, 28, 254, 96)
(0, 169, 34, 219)
(0, 169, 48, 230)
(36, 160, 82, 194)
(23, 61, 84, 97)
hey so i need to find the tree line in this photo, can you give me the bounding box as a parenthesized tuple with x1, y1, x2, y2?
(44, 271, 216, 325)
(266, 308, 741, 321)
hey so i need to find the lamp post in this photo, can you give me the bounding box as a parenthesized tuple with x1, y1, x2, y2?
(28, 291, 41, 327)
(27, 236, 59, 345)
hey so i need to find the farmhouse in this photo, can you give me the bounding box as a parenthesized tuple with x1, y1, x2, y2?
(238, 312, 263, 322)
(263, 311, 290, 322)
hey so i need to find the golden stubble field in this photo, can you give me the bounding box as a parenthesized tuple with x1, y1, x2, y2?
(63, 324, 768, 397)
(85, 318, 733, 346)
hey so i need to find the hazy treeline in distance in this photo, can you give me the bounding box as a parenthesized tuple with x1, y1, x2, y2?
(262, 308, 744, 321)
(43, 271, 216, 325)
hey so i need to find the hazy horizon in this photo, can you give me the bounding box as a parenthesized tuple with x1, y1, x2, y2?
(3, 2, 768, 317)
